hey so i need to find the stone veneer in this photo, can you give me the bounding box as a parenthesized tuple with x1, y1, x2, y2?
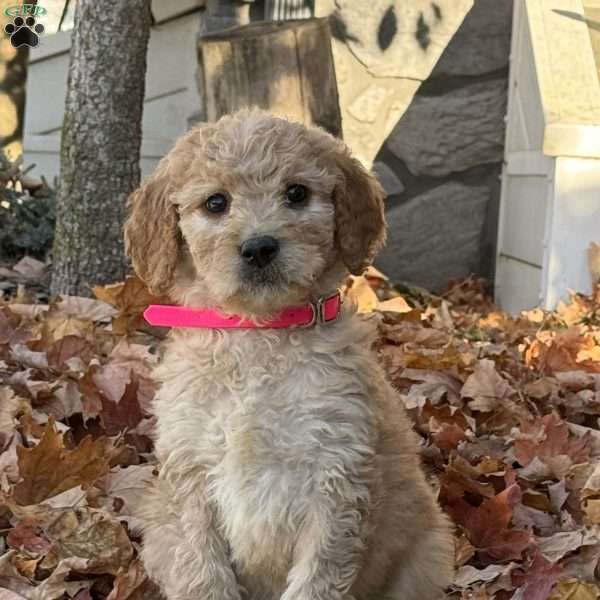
(317, 0, 513, 292)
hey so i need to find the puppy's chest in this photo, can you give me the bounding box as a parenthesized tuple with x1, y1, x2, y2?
(158, 328, 374, 574)
(209, 356, 354, 519)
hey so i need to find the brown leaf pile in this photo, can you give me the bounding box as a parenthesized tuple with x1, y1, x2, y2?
(1, 270, 600, 599)
(1, 276, 163, 599)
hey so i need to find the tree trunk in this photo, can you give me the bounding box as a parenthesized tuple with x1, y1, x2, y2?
(0, 0, 30, 160)
(50, 0, 151, 297)
(198, 18, 342, 137)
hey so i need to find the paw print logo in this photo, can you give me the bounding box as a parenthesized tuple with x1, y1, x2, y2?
(4, 16, 44, 48)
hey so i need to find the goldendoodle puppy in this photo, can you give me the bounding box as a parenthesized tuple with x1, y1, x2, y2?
(124, 109, 454, 600)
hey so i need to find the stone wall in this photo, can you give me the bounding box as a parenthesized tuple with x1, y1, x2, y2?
(375, 0, 513, 291)
(317, 0, 513, 292)
(316, 0, 474, 166)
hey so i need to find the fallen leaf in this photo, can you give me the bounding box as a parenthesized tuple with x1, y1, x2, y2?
(7, 518, 52, 555)
(32, 557, 93, 599)
(41, 313, 93, 345)
(92, 276, 166, 334)
(98, 375, 146, 436)
(432, 422, 468, 450)
(461, 359, 514, 412)
(41, 380, 83, 421)
(537, 528, 600, 562)
(344, 276, 379, 313)
(582, 463, 600, 524)
(377, 296, 413, 314)
(454, 563, 516, 588)
(550, 579, 600, 600)
(14, 420, 111, 505)
(0, 551, 36, 599)
(12, 257, 46, 281)
(0, 307, 36, 347)
(94, 464, 154, 533)
(46, 335, 93, 370)
(55, 295, 117, 322)
(511, 551, 563, 600)
(106, 558, 162, 600)
(43, 507, 134, 575)
(444, 483, 532, 561)
(514, 414, 592, 478)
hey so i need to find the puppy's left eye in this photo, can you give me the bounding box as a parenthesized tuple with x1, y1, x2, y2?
(204, 193, 228, 214)
(285, 184, 308, 205)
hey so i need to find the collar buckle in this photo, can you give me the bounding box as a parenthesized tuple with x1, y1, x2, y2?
(304, 291, 341, 327)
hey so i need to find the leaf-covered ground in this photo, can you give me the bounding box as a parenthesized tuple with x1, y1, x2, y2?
(1, 259, 600, 600)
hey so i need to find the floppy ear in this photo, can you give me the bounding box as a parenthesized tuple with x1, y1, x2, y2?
(333, 149, 387, 275)
(124, 159, 181, 296)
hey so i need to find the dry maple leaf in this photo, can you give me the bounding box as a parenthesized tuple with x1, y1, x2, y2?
(581, 463, 600, 525)
(98, 373, 146, 436)
(106, 558, 163, 600)
(11, 257, 47, 281)
(343, 275, 379, 313)
(453, 561, 517, 589)
(461, 359, 515, 412)
(0, 307, 37, 348)
(513, 414, 592, 478)
(525, 328, 600, 374)
(399, 370, 462, 410)
(550, 579, 600, 600)
(13, 419, 111, 505)
(0, 387, 30, 434)
(42, 507, 134, 576)
(536, 528, 600, 563)
(0, 550, 36, 599)
(55, 295, 117, 323)
(93, 464, 155, 534)
(46, 335, 94, 371)
(377, 296, 414, 315)
(32, 556, 94, 599)
(511, 550, 563, 600)
(432, 422, 468, 451)
(7, 517, 52, 555)
(40, 307, 94, 346)
(93, 276, 167, 335)
(444, 483, 532, 562)
(440, 455, 498, 502)
(41, 380, 83, 421)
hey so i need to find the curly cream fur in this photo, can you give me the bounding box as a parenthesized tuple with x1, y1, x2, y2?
(126, 110, 454, 600)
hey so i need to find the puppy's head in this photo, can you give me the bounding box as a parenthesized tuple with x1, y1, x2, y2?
(125, 110, 386, 316)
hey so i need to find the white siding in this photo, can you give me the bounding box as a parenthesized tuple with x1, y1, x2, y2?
(496, 256, 543, 313)
(544, 157, 600, 308)
(496, 0, 600, 313)
(501, 174, 549, 267)
(23, 3, 204, 181)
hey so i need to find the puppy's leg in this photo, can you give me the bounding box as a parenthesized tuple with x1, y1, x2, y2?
(382, 520, 454, 600)
(281, 474, 370, 600)
(141, 477, 241, 600)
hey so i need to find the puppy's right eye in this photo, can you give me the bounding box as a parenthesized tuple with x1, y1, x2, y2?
(204, 193, 228, 214)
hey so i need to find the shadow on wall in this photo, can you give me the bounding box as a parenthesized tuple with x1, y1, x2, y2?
(330, 1, 445, 54)
(373, 0, 513, 294)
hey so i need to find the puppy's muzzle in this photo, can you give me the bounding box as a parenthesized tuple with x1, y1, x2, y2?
(240, 236, 280, 269)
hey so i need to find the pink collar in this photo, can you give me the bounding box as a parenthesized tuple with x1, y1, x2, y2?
(143, 292, 342, 329)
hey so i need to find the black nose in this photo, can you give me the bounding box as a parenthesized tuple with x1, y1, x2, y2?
(240, 236, 280, 268)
